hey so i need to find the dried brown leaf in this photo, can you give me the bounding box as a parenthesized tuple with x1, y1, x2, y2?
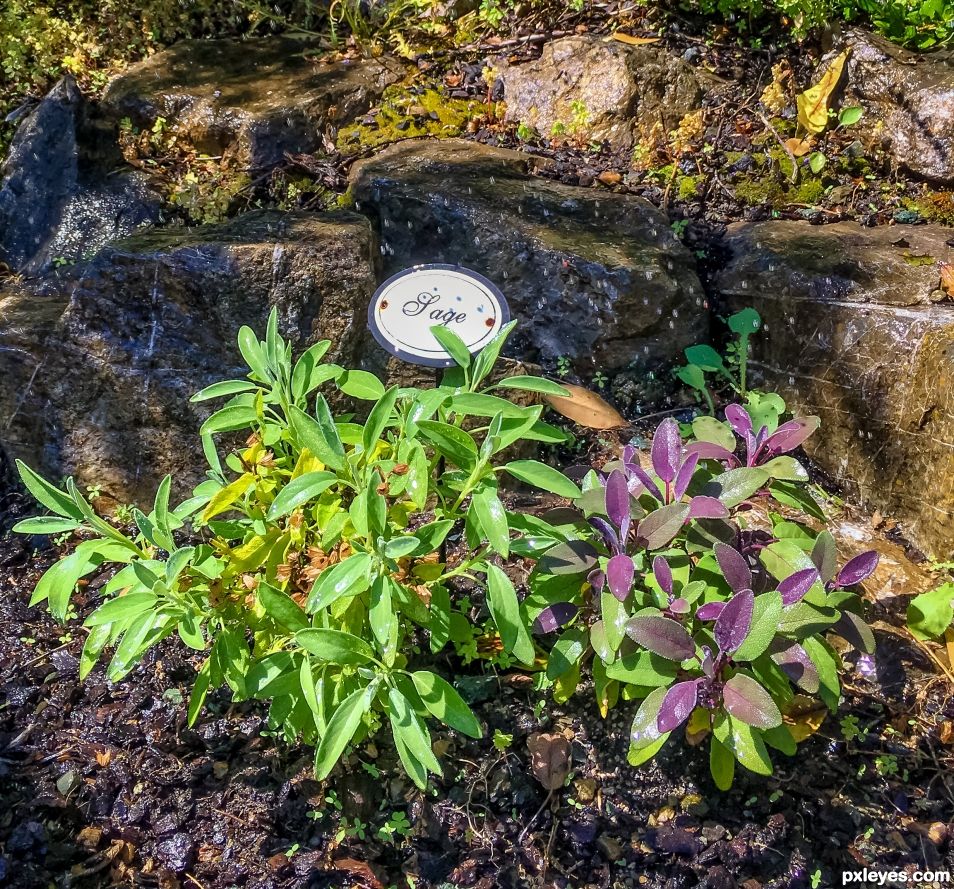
(544, 383, 627, 429)
(784, 137, 813, 158)
(527, 731, 571, 790)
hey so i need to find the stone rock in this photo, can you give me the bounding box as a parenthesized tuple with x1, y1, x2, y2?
(841, 30, 954, 184)
(103, 37, 404, 170)
(496, 35, 703, 149)
(0, 76, 162, 275)
(350, 138, 706, 379)
(716, 220, 954, 558)
(0, 211, 379, 506)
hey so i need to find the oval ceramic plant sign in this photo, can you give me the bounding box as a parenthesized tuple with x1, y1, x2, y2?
(368, 264, 510, 367)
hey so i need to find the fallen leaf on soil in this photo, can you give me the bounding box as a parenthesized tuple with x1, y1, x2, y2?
(598, 170, 622, 186)
(95, 749, 111, 767)
(797, 50, 849, 134)
(544, 383, 628, 429)
(940, 261, 954, 297)
(609, 32, 662, 45)
(784, 137, 813, 157)
(332, 858, 384, 889)
(527, 731, 571, 790)
(783, 695, 827, 742)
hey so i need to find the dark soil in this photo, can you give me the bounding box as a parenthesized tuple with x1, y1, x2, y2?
(2, 511, 953, 889)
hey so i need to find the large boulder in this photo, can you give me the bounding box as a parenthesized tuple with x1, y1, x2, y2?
(0, 211, 379, 506)
(103, 37, 405, 171)
(841, 30, 954, 184)
(349, 139, 707, 379)
(495, 35, 703, 150)
(0, 76, 160, 275)
(716, 220, 954, 558)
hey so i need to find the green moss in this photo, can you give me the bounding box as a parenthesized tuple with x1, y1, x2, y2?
(733, 172, 826, 207)
(336, 85, 482, 151)
(908, 190, 954, 226)
(677, 175, 701, 201)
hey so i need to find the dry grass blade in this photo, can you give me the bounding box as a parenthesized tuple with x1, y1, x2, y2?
(544, 383, 628, 429)
(609, 32, 662, 45)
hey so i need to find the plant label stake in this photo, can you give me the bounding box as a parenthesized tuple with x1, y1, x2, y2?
(368, 264, 510, 367)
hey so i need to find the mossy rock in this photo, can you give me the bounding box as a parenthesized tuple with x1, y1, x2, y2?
(336, 85, 483, 151)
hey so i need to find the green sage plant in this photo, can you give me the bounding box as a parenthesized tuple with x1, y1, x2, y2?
(14, 310, 580, 789)
(523, 407, 878, 788)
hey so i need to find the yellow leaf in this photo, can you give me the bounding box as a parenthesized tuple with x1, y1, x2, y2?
(783, 694, 827, 742)
(291, 447, 324, 479)
(609, 32, 662, 45)
(544, 383, 628, 430)
(685, 707, 711, 746)
(202, 472, 256, 522)
(797, 50, 849, 135)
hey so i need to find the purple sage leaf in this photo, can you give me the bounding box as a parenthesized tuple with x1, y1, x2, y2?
(777, 566, 820, 606)
(688, 496, 730, 520)
(722, 673, 782, 728)
(696, 601, 726, 621)
(701, 645, 715, 678)
(538, 540, 599, 575)
(673, 452, 700, 500)
(714, 543, 752, 594)
(652, 417, 682, 484)
(605, 469, 631, 540)
(689, 494, 729, 519)
(762, 416, 820, 456)
(724, 404, 753, 438)
(626, 614, 696, 661)
(769, 641, 820, 693)
(626, 462, 664, 502)
(533, 602, 580, 635)
(607, 554, 635, 602)
(653, 555, 673, 596)
(686, 441, 736, 462)
(714, 589, 754, 654)
(669, 597, 690, 615)
(588, 568, 606, 594)
(835, 551, 879, 588)
(636, 503, 691, 550)
(622, 445, 636, 465)
(657, 680, 700, 733)
(588, 517, 620, 554)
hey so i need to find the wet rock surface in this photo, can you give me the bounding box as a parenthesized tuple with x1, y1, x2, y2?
(103, 37, 405, 170)
(842, 30, 954, 184)
(717, 220, 954, 558)
(350, 138, 707, 379)
(496, 35, 704, 149)
(0, 76, 160, 275)
(0, 211, 378, 505)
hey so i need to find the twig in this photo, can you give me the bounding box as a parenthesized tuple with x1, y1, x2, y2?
(755, 109, 800, 183)
(517, 788, 553, 845)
